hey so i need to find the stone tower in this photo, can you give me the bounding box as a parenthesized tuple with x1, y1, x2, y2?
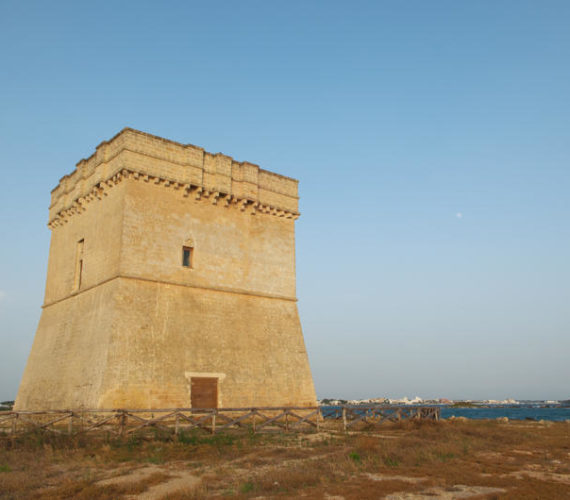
(15, 129, 317, 410)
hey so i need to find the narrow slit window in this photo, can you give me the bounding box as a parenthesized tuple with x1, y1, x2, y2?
(182, 246, 193, 268)
(74, 239, 84, 290)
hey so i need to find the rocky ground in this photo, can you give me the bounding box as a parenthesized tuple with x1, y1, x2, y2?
(0, 419, 569, 499)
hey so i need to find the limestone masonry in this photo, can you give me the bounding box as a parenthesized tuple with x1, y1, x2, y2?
(15, 128, 317, 410)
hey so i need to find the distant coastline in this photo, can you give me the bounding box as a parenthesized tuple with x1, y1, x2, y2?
(318, 397, 569, 407)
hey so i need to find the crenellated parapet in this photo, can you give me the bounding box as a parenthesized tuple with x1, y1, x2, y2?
(48, 128, 300, 228)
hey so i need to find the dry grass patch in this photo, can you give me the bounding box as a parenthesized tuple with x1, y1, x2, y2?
(1, 420, 569, 498)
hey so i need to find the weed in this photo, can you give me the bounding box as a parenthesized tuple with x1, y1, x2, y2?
(349, 451, 362, 464)
(414, 451, 428, 466)
(127, 434, 143, 450)
(355, 435, 378, 455)
(178, 430, 200, 445)
(435, 452, 455, 462)
(240, 481, 254, 493)
(0, 464, 11, 472)
(384, 456, 400, 467)
(151, 427, 173, 442)
(177, 430, 235, 448)
(204, 433, 235, 447)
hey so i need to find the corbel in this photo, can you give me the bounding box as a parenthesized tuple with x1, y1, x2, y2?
(249, 201, 260, 215)
(239, 199, 249, 212)
(95, 184, 106, 199)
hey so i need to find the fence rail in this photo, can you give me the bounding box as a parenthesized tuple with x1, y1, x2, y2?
(321, 405, 440, 429)
(0, 406, 439, 438)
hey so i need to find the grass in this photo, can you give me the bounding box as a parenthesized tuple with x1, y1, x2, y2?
(239, 481, 254, 493)
(384, 456, 400, 467)
(0, 419, 569, 498)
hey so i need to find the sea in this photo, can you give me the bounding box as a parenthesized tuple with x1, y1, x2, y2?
(321, 403, 570, 422)
(440, 404, 570, 422)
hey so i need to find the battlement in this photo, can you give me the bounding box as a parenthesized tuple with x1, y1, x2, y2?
(48, 128, 300, 227)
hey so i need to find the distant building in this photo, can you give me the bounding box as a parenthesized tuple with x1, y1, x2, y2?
(16, 129, 317, 410)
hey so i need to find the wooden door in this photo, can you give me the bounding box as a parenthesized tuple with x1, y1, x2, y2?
(191, 377, 218, 408)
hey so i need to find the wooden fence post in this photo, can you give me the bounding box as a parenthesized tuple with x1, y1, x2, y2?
(119, 411, 126, 437)
(175, 413, 179, 436)
(68, 412, 73, 435)
(211, 412, 216, 434)
(342, 407, 347, 433)
(316, 409, 320, 433)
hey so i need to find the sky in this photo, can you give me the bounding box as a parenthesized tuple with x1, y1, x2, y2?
(1, 0, 569, 402)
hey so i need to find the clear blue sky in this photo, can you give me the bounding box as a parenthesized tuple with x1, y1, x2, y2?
(1, 1, 569, 401)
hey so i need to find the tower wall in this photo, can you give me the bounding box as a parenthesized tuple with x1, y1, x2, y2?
(99, 278, 314, 408)
(43, 183, 125, 305)
(15, 129, 316, 410)
(15, 280, 121, 409)
(120, 178, 297, 299)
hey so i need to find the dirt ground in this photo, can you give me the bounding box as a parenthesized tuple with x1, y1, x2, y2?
(0, 419, 569, 499)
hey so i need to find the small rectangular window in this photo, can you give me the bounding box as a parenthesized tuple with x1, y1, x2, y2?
(74, 239, 84, 290)
(182, 246, 192, 268)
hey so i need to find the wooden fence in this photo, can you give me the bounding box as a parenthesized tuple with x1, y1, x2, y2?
(320, 405, 440, 429)
(0, 406, 439, 438)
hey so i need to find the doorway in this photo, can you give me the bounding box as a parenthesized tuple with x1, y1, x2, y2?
(190, 377, 218, 408)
